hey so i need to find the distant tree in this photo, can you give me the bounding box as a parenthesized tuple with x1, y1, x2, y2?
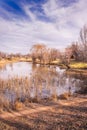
(0, 52, 7, 60)
(65, 42, 79, 61)
(65, 47, 73, 64)
(60, 51, 71, 69)
(64, 25, 87, 62)
(70, 42, 79, 60)
(79, 25, 87, 61)
(31, 44, 46, 64)
(49, 48, 60, 62)
(15, 53, 21, 58)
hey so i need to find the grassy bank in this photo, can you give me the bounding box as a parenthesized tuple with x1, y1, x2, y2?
(0, 58, 22, 66)
(69, 61, 87, 69)
(0, 58, 87, 72)
(0, 58, 32, 66)
(31, 59, 87, 69)
(53, 61, 87, 69)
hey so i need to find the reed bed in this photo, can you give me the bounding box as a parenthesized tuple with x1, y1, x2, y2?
(0, 66, 83, 111)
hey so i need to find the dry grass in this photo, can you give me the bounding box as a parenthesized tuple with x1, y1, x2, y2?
(0, 64, 86, 112)
(14, 101, 24, 111)
(0, 77, 31, 111)
(58, 92, 71, 100)
(0, 94, 87, 130)
(0, 67, 72, 111)
(0, 58, 32, 67)
(70, 61, 87, 69)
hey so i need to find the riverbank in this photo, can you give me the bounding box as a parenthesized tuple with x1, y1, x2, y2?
(0, 94, 87, 130)
(66, 69, 87, 77)
(0, 58, 87, 68)
(54, 61, 87, 69)
(29, 59, 87, 69)
(0, 58, 32, 66)
(69, 61, 87, 69)
(0, 58, 87, 77)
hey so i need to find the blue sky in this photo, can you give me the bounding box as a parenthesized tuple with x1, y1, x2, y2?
(0, 0, 87, 54)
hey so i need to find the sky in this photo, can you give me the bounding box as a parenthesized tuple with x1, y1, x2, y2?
(0, 0, 87, 54)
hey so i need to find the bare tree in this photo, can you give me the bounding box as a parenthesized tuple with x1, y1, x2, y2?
(30, 44, 46, 64)
(79, 25, 87, 61)
(60, 51, 71, 69)
(0, 52, 7, 60)
(49, 48, 60, 62)
(66, 42, 79, 61)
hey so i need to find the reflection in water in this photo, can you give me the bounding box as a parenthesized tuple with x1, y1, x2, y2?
(0, 62, 32, 79)
(0, 62, 85, 105)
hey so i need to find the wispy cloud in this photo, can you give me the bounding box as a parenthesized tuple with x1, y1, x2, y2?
(0, 0, 87, 53)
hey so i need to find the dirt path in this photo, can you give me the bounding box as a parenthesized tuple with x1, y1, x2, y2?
(0, 105, 53, 119)
(0, 95, 87, 130)
(1, 96, 87, 119)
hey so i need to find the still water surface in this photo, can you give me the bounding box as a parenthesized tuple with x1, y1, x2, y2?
(0, 62, 32, 79)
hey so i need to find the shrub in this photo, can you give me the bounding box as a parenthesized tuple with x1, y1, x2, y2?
(14, 101, 24, 110)
(59, 92, 71, 100)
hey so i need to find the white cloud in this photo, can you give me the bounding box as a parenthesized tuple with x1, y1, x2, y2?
(0, 0, 87, 53)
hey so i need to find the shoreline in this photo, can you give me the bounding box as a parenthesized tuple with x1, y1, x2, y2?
(0, 58, 87, 76)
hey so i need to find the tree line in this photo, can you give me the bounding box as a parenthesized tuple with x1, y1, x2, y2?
(30, 25, 87, 66)
(0, 25, 87, 65)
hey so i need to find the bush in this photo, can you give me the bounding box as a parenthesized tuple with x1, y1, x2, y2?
(14, 101, 24, 110)
(58, 92, 71, 100)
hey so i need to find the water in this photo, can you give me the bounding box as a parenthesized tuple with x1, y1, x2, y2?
(0, 62, 32, 79)
(0, 62, 84, 103)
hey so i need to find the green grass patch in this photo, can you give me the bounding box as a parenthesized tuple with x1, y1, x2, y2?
(70, 62, 87, 69)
